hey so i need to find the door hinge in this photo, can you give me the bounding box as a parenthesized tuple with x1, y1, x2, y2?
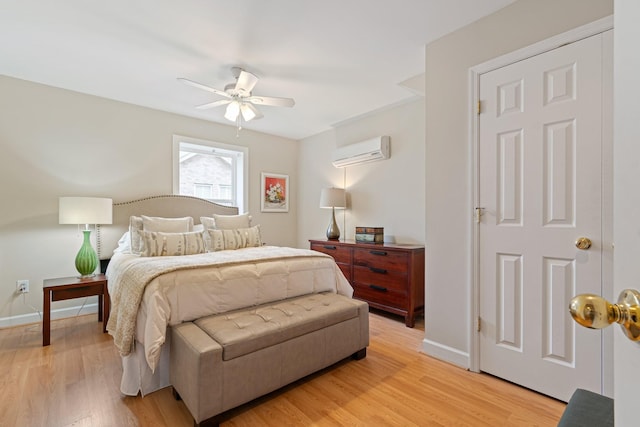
(477, 100, 482, 115)
(475, 207, 484, 223)
(477, 316, 481, 332)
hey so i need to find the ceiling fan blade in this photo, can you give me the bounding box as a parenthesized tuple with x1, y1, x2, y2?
(235, 70, 259, 94)
(246, 95, 295, 108)
(195, 99, 232, 110)
(177, 78, 230, 98)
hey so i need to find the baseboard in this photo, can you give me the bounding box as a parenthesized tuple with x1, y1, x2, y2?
(0, 302, 99, 329)
(422, 338, 470, 369)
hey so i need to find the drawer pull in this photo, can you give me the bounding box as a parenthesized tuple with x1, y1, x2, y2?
(369, 284, 388, 292)
(370, 250, 388, 256)
(369, 267, 387, 274)
(323, 245, 337, 250)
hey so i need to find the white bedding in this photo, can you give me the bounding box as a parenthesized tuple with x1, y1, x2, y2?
(106, 246, 353, 379)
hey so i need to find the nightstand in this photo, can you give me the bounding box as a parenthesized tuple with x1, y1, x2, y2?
(42, 274, 109, 346)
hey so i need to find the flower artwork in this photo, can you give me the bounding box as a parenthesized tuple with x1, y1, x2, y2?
(261, 172, 289, 212)
(266, 181, 284, 203)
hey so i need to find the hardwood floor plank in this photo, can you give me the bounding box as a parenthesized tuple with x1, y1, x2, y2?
(0, 311, 565, 426)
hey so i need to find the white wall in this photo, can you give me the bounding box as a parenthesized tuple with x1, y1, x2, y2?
(0, 75, 298, 326)
(297, 99, 425, 248)
(613, 1, 640, 424)
(424, 0, 613, 365)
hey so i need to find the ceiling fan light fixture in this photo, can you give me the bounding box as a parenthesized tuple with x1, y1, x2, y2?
(224, 101, 240, 121)
(240, 103, 257, 121)
(179, 67, 294, 136)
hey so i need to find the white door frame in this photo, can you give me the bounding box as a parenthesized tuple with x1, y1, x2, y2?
(468, 15, 613, 395)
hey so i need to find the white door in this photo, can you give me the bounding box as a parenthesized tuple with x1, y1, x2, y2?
(613, 2, 640, 424)
(478, 32, 611, 401)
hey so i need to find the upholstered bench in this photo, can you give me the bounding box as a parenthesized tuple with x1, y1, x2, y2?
(170, 292, 369, 427)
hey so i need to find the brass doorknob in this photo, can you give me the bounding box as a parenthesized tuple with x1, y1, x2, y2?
(575, 237, 592, 250)
(569, 290, 640, 341)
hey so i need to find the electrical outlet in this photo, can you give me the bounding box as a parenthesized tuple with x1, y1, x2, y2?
(16, 279, 29, 293)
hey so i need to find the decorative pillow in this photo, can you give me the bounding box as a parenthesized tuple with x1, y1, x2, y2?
(208, 213, 252, 230)
(142, 215, 194, 231)
(199, 217, 216, 251)
(129, 215, 194, 254)
(139, 230, 205, 257)
(208, 225, 262, 251)
(199, 216, 217, 231)
(200, 214, 251, 251)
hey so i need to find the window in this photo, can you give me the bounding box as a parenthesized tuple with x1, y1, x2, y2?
(193, 183, 213, 199)
(173, 135, 248, 212)
(218, 184, 232, 200)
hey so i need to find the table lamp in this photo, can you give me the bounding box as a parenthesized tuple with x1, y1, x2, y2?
(319, 188, 346, 240)
(59, 197, 112, 277)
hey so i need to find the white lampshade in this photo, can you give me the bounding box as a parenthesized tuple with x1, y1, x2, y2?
(319, 188, 346, 209)
(59, 197, 113, 225)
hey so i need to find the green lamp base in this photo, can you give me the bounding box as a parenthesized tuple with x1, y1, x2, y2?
(75, 229, 98, 278)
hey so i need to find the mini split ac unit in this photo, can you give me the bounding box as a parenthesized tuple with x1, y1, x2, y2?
(331, 136, 390, 168)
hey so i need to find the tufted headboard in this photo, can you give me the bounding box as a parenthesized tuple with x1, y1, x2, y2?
(96, 195, 239, 261)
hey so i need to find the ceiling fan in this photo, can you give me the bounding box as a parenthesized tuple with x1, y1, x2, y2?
(178, 67, 295, 130)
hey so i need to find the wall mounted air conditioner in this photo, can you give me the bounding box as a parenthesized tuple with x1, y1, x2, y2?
(331, 136, 390, 168)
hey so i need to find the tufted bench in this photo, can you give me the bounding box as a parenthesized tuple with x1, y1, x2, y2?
(170, 292, 369, 427)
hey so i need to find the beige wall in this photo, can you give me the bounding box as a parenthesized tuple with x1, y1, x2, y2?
(0, 75, 298, 326)
(297, 99, 425, 248)
(424, 0, 613, 364)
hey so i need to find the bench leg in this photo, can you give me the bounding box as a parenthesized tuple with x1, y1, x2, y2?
(352, 348, 367, 360)
(174, 387, 221, 427)
(196, 416, 221, 427)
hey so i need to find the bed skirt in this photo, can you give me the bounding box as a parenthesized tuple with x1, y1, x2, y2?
(121, 338, 171, 396)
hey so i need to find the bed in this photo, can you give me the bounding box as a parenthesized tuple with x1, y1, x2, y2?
(96, 195, 353, 396)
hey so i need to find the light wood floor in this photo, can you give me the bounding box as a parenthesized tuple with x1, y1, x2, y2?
(0, 311, 565, 426)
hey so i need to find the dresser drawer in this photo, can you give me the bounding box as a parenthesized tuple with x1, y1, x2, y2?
(310, 243, 353, 264)
(337, 263, 352, 282)
(353, 248, 408, 273)
(352, 282, 407, 309)
(353, 265, 407, 292)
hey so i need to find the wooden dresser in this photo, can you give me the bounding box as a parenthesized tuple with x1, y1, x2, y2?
(309, 239, 425, 327)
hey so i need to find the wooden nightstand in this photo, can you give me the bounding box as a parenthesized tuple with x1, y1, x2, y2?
(42, 274, 109, 346)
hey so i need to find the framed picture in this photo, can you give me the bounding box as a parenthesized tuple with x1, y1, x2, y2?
(261, 172, 289, 212)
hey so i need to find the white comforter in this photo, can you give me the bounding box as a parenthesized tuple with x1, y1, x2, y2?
(106, 246, 353, 372)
